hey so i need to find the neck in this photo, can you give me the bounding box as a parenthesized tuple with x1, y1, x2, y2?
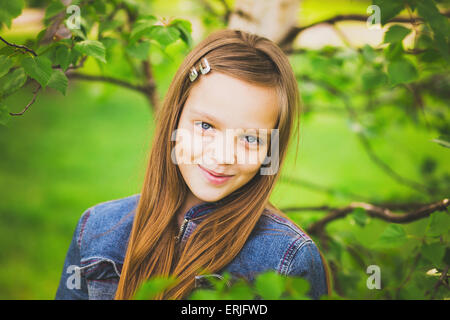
(176, 191, 205, 228)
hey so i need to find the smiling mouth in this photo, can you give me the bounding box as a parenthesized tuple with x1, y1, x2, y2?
(199, 165, 233, 177)
(198, 164, 234, 185)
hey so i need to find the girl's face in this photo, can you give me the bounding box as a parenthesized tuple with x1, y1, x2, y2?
(174, 71, 279, 203)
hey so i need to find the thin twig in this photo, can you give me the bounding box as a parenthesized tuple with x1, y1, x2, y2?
(66, 72, 151, 94)
(0, 36, 37, 56)
(9, 84, 42, 116)
(426, 265, 449, 300)
(297, 74, 434, 195)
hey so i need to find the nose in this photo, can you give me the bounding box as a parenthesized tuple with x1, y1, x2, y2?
(203, 132, 235, 165)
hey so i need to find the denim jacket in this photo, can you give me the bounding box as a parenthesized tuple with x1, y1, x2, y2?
(55, 194, 328, 300)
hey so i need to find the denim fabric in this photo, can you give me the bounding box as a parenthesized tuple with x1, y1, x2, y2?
(55, 194, 328, 300)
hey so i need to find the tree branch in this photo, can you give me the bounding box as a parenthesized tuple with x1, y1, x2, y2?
(306, 198, 449, 236)
(0, 36, 37, 56)
(278, 11, 450, 51)
(66, 72, 153, 95)
(281, 200, 445, 214)
(425, 264, 449, 300)
(142, 60, 160, 111)
(9, 84, 41, 116)
(218, 0, 232, 22)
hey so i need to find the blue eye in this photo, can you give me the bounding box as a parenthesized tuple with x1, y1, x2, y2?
(245, 135, 260, 144)
(195, 121, 213, 130)
(202, 122, 212, 130)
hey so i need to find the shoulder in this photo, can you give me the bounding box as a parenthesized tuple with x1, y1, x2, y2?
(254, 208, 319, 271)
(233, 208, 317, 271)
(248, 208, 329, 299)
(259, 208, 311, 240)
(76, 194, 140, 264)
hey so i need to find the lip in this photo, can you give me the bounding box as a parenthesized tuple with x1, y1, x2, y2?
(198, 164, 234, 185)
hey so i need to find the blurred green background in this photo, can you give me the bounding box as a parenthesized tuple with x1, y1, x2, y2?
(0, 0, 449, 299)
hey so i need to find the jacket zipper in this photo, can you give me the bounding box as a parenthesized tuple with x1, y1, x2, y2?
(175, 218, 189, 243)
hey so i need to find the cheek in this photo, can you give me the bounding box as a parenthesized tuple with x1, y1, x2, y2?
(236, 163, 262, 179)
(174, 126, 204, 165)
(235, 143, 269, 167)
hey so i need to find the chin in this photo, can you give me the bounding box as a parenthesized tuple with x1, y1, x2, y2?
(191, 186, 228, 203)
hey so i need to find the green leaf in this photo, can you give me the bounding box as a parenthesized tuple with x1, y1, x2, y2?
(130, 16, 158, 43)
(385, 42, 404, 61)
(0, 0, 24, 28)
(45, 0, 65, 21)
(55, 46, 71, 71)
(361, 44, 376, 62)
(373, 0, 404, 25)
(0, 46, 16, 56)
(48, 69, 68, 95)
(350, 207, 369, 227)
(421, 242, 446, 267)
(416, 0, 450, 61)
(188, 289, 220, 300)
(0, 55, 13, 78)
(416, 0, 449, 36)
(69, 48, 81, 66)
(21, 56, 53, 88)
(377, 224, 407, 247)
(126, 41, 150, 60)
(147, 25, 181, 48)
(74, 40, 106, 63)
(133, 276, 177, 300)
(131, 23, 181, 47)
(285, 276, 310, 299)
(384, 25, 411, 44)
(254, 271, 285, 300)
(169, 19, 193, 47)
(71, 28, 87, 41)
(426, 211, 450, 237)
(387, 57, 418, 86)
(222, 279, 254, 300)
(0, 67, 27, 97)
(361, 70, 388, 90)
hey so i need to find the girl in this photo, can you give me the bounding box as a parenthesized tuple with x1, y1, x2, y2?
(55, 29, 331, 300)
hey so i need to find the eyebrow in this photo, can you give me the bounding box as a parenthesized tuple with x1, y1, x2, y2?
(190, 109, 223, 127)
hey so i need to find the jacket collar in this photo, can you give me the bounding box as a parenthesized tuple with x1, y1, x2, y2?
(183, 197, 229, 221)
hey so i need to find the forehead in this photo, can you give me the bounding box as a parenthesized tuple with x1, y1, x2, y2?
(184, 72, 279, 130)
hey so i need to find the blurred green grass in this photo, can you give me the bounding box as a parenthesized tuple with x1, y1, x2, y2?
(0, 82, 154, 299)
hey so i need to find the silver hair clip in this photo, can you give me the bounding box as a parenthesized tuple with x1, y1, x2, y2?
(199, 57, 211, 74)
(189, 57, 211, 82)
(189, 67, 198, 82)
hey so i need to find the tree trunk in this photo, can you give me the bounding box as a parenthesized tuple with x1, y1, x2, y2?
(228, 0, 300, 44)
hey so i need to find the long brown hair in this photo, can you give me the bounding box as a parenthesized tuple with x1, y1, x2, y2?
(115, 29, 331, 299)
